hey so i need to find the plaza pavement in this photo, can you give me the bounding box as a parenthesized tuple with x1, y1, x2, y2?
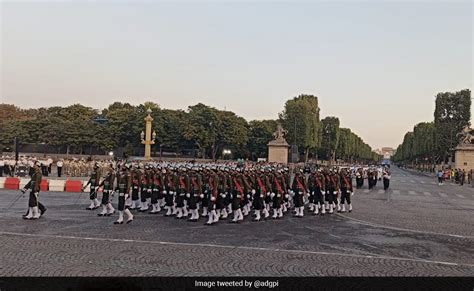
(0, 166, 472, 277)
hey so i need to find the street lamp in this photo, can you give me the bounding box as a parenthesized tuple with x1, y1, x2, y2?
(108, 151, 114, 157)
(140, 108, 156, 160)
(223, 149, 232, 159)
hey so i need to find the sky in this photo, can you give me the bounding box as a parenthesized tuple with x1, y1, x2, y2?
(1, 1, 472, 150)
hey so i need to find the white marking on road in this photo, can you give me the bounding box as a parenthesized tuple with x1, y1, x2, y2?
(408, 190, 416, 195)
(423, 192, 432, 196)
(360, 242, 379, 249)
(1, 231, 471, 267)
(335, 214, 474, 240)
(410, 180, 416, 183)
(393, 190, 400, 194)
(439, 193, 448, 198)
(456, 194, 465, 198)
(420, 181, 425, 184)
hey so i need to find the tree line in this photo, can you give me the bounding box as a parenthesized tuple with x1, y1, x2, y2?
(392, 89, 471, 166)
(0, 94, 380, 163)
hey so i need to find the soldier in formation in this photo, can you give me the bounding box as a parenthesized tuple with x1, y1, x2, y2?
(77, 161, 364, 225)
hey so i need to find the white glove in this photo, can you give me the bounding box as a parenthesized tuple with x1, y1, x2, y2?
(277, 194, 281, 198)
(351, 192, 354, 196)
(95, 186, 99, 191)
(285, 194, 289, 198)
(186, 193, 190, 198)
(260, 194, 264, 198)
(221, 194, 226, 198)
(247, 194, 251, 199)
(266, 192, 270, 197)
(237, 194, 241, 198)
(251, 189, 256, 195)
(199, 194, 204, 199)
(333, 191, 337, 195)
(211, 196, 216, 201)
(147, 189, 152, 193)
(169, 191, 174, 195)
(270, 193, 275, 198)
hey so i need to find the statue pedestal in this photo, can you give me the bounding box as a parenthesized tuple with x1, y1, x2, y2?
(268, 140, 289, 164)
(455, 144, 474, 170)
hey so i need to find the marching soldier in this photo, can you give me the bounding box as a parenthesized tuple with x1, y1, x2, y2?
(271, 170, 286, 219)
(82, 163, 101, 210)
(310, 169, 326, 215)
(21, 161, 46, 220)
(114, 165, 134, 224)
(205, 168, 219, 225)
(97, 164, 116, 217)
(339, 169, 353, 213)
(291, 169, 307, 217)
(149, 166, 164, 214)
(164, 167, 178, 216)
(216, 168, 228, 219)
(188, 167, 202, 221)
(176, 168, 190, 219)
(138, 165, 152, 212)
(130, 166, 141, 210)
(230, 169, 245, 223)
(253, 169, 267, 221)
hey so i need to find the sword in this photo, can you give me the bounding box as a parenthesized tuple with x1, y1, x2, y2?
(4, 190, 25, 210)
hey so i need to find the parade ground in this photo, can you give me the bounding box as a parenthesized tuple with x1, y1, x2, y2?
(0, 166, 473, 277)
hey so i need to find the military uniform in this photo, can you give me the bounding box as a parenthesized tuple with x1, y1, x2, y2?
(97, 166, 116, 216)
(291, 171, 307, 217)
(83, 164, 101, 210)
(175, 169, 190, 219)
(22, 163, 46, 220)
(339, 171, 353, 213)
(114, 166, 133, 224)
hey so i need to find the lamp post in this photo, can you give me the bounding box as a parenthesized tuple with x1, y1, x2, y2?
(140, 108, 156, 160)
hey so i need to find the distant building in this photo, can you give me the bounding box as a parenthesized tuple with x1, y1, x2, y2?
(380, 147, 395, 159)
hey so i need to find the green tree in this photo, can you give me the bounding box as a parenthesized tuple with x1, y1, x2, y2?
(279, 94, 321, 162)
(319, 116, 340, 163)
(434, 89, 471, 162)
(247, 120, 278, 160)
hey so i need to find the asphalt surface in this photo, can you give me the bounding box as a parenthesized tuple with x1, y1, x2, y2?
(0, 166, 473, 276)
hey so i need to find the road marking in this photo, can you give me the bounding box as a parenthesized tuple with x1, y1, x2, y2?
(408, 190, 416, 195)
(336, 214, 473, 239)
(439, 193, 448, 198)
(410, 180, 416, 183)
(393, 190, 400, 194)
(456, 194, 465, 198)
(423, 192, 432, 196)
(420, 181, 425, 184)
(0, 231, 471, 267)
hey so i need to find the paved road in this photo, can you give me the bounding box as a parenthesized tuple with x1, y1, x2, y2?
(0, 166, 473, 276)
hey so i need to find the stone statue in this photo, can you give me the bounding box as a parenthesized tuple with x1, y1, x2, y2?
(457, 126, 474, 145)
(273, 124, 287, 142)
